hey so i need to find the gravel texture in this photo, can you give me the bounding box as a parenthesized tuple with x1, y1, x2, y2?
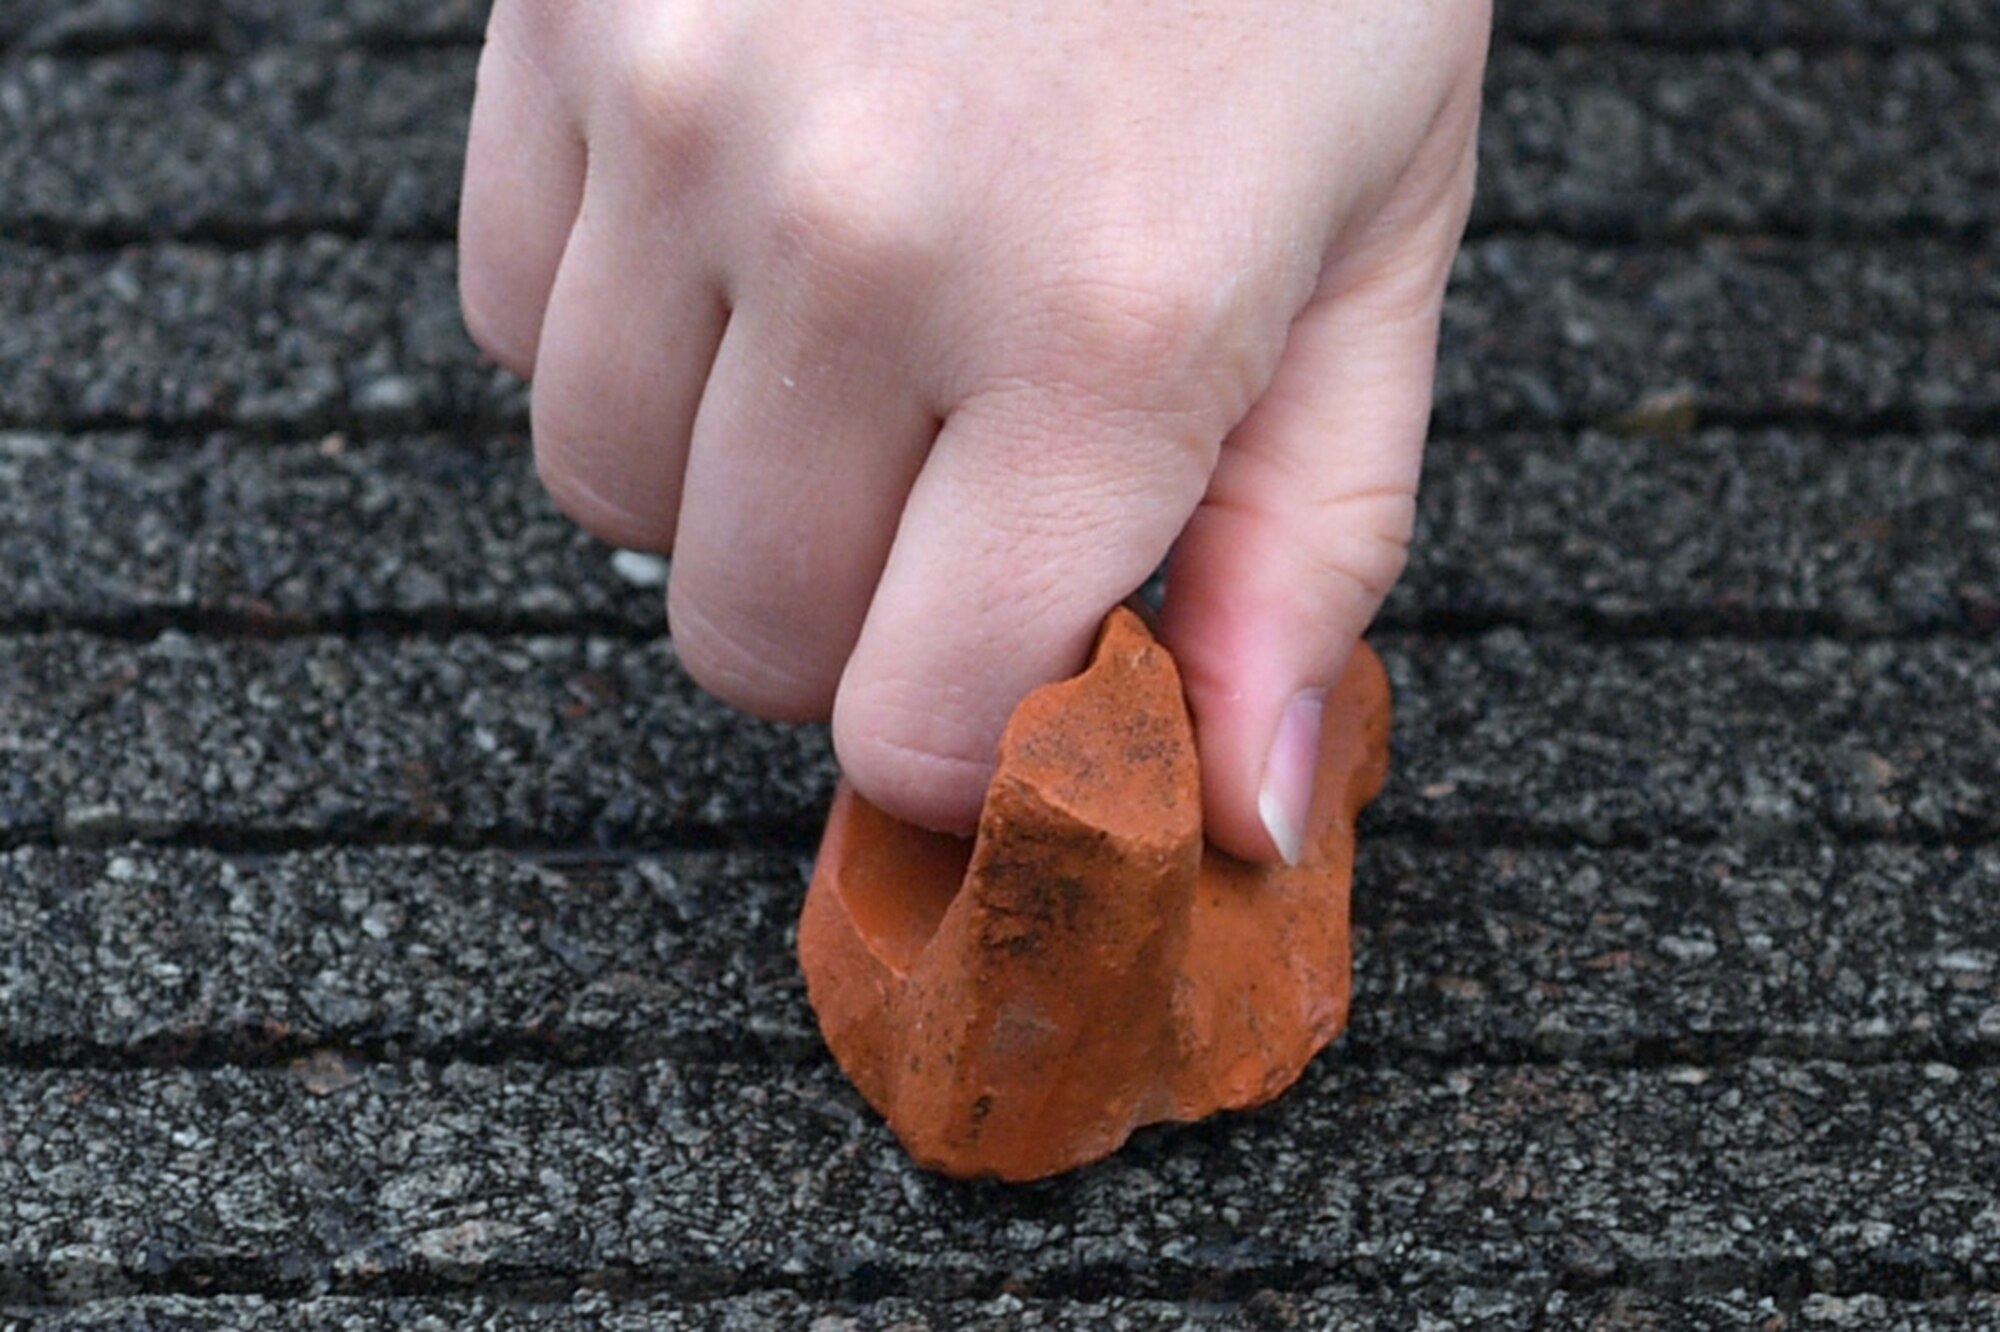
(1478, 44, 2000, 237)
(5, 427, 1994, 636)
(0, 846, 820, 1065)
(8, 1290, 2000, 1330)
(7, 2, 1995, 1327)
(1434, 237, 2000, 431)
(0, 0, 490, 52)
(7, 1288, 1999, 1331)
(0, 632, 837, 848)
(0, 431, 641, 633)
(1400, 428, 2000, 635)
(1497, 0, 2000, 47)
(2, 632, 1994, 846)
(0, 1057, 1993, 1301)
(0, 239, 516, 430)
(2, 843, 1994, 1067)
(0, 50, 471, 242)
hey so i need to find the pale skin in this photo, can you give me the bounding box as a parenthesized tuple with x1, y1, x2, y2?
(460, 0, 1492, 865)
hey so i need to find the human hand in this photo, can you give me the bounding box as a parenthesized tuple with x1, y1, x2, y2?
(459, 0, 1490, 863)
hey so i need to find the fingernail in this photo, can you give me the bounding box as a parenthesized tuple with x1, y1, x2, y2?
(1258, 689, 1325, 867)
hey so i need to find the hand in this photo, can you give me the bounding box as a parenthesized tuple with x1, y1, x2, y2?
(459, 0, 1490, 862)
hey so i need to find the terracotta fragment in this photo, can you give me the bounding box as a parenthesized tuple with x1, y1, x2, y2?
(798, 607, 1392, 1181)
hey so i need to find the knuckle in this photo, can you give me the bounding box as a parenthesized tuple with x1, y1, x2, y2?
(1020, 246, 1275, 435)
(602, 10, 727, 179)
(1053, 261, 1216, 387)
(1307, 495, 1416, 603)
(977, 254, 1257, 481)
(766, 99, 942, 291)
(628, 35, 721, 145)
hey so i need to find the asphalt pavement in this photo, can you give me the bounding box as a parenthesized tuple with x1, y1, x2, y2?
(2, 2, 1995, 1327)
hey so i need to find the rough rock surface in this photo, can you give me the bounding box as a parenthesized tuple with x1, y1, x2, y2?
(800, 611, 1389, 1179)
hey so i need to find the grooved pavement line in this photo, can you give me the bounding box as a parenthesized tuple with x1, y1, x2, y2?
(3, 428, 1993, 637)
(1, 634, 1995, 847)
(0, 1058, 1995, 1303)
(1, 844, 1993, 1070)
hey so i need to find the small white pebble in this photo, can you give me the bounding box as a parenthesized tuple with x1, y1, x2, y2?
(1658, 933, 1718, 963)
(0, 431, 54, 458)
(1935, 949, 1992, 972)
(610, 550, 669, 588)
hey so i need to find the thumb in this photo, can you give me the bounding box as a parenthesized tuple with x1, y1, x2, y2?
(1159, 228, 1460, 865)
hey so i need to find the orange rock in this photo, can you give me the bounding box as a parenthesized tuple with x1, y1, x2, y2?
(798, 607, 1392, 1181)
